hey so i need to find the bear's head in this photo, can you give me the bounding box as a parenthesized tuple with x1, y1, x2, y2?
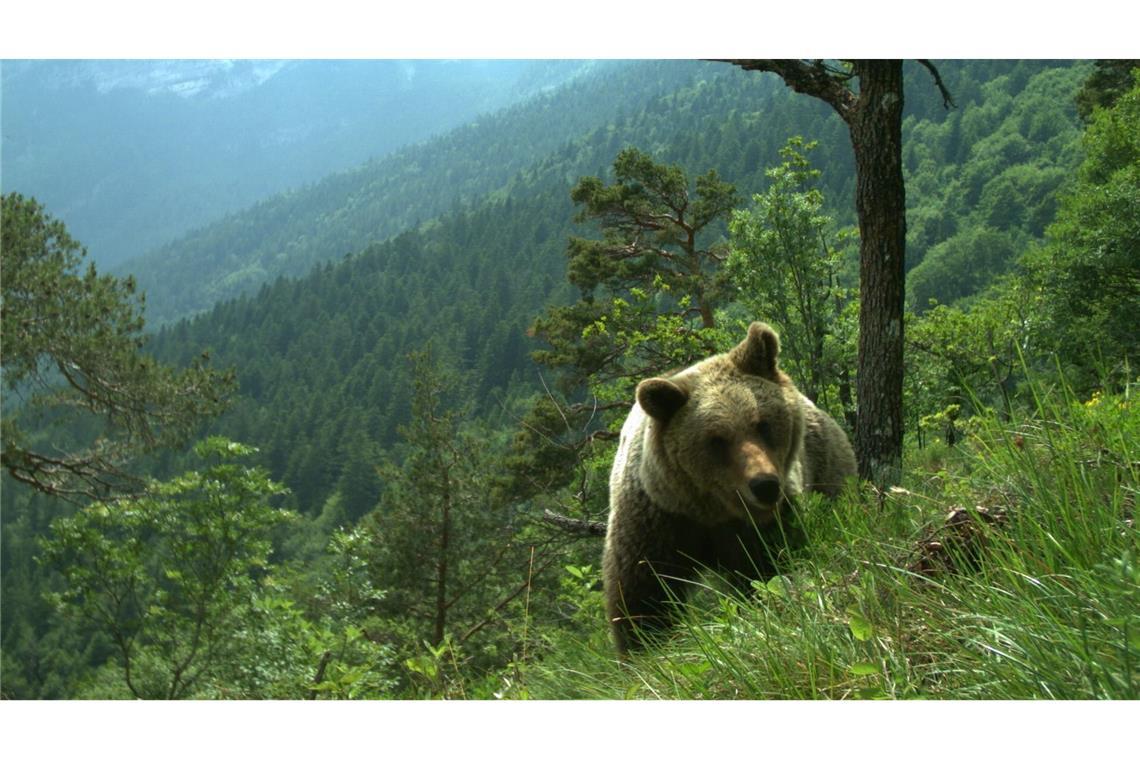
(635, 322, 806, 525)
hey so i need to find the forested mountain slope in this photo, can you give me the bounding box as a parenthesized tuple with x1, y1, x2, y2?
(125, 61, 1086, 328)
(145, 60, 1087, 517)
(904, 63, 1089, 309)
(122, 60, 701, 324)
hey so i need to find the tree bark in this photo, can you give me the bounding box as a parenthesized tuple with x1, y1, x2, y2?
(848, 60, 906, 485)
(308, 650, 333, 699)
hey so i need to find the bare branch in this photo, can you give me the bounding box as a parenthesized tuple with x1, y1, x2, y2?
(457, 548, 566, 644)
(1, 445, 143, 503)
(308, 651, 333, 699)
(541, 509, 607, 537)
(917, 60, 956, 109)
(716, 59, 858, 121)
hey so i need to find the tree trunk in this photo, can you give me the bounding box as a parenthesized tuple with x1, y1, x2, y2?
(722, 59, 909, 486)
(848, 61, 906, 485)
(433, 472, 452, 648)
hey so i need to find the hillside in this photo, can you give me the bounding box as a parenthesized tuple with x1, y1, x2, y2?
(123, 61, 1086, 328)
(120, 60, 721, 324)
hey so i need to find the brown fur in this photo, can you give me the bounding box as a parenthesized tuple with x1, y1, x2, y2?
(603, 322, 857, 653)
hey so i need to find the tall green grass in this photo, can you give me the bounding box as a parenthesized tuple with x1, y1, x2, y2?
(524, 374, 1138, 699)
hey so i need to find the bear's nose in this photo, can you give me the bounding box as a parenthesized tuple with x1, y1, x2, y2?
(749, 474, 781, 504)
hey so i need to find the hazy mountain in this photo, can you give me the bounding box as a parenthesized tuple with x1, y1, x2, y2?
(0, 59, 594, 267)
(119, 59, 701, 325)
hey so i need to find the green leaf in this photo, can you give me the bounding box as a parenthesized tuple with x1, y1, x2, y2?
(405, 656, 438, 679)
(678, 661, 712, 679)
(767, 575, 791, 598)
(850, 662, 879, 677)
(847, 608, 874, 641)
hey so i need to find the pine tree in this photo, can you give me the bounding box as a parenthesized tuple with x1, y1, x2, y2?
(1, 193, 234, 500)
(364, 349, 523, 652)
(510, 149, 737, 510)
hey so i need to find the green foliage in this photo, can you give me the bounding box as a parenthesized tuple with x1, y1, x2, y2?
(906, 69, 1139, 431)
(904, 64, 1088, 302)
(218, 526, 399, 700)
(908, 226, 1020, 313)
(1021, 71, 1140, 386)
(1, 193, 234, 499)
(726, 137, 858, 417)
(906, 274, 1039, 445)
(1075, 60, 1140, 122)
(39, 437, 292, 698)
(534, 146, 737, 391)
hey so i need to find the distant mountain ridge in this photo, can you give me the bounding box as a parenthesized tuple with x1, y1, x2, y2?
(2, 59, 293, 99)
(1, 59, 595, 268)
(121, 60, 721, 325)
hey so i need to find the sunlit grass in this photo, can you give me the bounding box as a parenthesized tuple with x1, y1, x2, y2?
(526, 372, 1139, 699)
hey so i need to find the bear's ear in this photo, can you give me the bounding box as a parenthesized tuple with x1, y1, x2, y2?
(730, 322, 781, 380)
(637, 378, 689, 422)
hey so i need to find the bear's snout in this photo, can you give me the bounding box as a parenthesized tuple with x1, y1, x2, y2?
(748, 474, 781, 505)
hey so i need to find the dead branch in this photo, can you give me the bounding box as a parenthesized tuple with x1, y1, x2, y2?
(917, 60, 957, 109)
(308, 650, 333, 699)
(716, 59, 858, 121)
(542, 509, 607, 537)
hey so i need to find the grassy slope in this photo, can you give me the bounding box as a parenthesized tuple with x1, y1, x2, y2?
(520, 375, 1138, 699)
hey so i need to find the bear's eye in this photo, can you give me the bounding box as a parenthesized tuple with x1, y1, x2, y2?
(756, 420, 773, 444)
(707, 434, 730, 459)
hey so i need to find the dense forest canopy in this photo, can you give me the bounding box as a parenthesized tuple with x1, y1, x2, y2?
(1, 59, 1137, 703)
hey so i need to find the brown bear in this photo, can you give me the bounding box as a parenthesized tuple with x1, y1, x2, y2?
(603, 321, 857, 653)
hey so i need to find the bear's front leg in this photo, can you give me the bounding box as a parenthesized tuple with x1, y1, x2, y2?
(603, 506, 709, 654)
